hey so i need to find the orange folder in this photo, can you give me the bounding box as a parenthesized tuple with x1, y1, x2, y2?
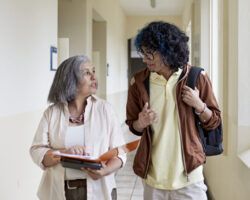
(55, 139, 140, 170)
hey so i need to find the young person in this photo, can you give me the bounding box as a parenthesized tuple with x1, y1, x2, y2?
(126, 21, 221, 200)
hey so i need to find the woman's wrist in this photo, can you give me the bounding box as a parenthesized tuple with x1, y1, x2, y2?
(104, 157, 122, 176)
(194, 102, 213, 123)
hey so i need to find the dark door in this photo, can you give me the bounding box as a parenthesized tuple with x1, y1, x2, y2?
(127, 38, 147, 85)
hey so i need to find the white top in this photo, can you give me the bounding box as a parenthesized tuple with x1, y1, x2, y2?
(30, 95, 126, 200)
(65, 125, 87, 180)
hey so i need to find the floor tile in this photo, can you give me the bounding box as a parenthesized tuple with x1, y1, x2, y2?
(116, 124, 144, 200)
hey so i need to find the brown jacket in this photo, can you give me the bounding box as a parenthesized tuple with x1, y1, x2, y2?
(126, 65, 221, 179)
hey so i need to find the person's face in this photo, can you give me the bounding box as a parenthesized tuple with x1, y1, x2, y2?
(77, 61, 97, 97)
(140, 47, 166, 73)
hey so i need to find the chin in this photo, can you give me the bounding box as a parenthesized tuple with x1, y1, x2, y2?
(91, 88, 97, 94)
(147, 64, 155, 70)
(148, 67, 156, 72)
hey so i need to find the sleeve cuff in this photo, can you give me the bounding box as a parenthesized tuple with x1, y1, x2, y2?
(117, 154, 126, 168)
(129, 124, 143, 136)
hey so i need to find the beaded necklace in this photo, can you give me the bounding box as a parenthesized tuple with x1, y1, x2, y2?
(69, 112, 84, 124)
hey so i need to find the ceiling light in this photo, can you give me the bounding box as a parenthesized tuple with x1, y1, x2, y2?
(150, 0, 156, 8)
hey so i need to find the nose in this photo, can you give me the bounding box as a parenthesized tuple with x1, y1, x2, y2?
(142, 56, 149, 63)
(91, 72, 96, 80)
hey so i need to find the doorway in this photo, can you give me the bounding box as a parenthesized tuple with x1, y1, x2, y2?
(127, 38, 146, 85)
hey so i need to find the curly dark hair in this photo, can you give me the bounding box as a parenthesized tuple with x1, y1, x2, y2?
(134, 21, 189, 70)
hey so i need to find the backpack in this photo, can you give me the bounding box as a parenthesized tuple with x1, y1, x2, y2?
(186, 66, 223, 156)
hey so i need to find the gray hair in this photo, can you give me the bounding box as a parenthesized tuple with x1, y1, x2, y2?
(48, 55, 90, 104)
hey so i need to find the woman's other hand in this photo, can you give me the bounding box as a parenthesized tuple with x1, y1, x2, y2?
(42, 150, 61, 167)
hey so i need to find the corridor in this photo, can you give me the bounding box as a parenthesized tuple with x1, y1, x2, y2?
(116, 125, 143, 200)
(1, 0, 250, 200)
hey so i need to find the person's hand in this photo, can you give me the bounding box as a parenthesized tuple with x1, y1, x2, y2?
(62, 145, 88, 155)
(182, 86, 204, 112)
(42, 150, 61, 167)
(81, 157, 122, 180)
(82, 162, 109, 180)
(133, 102, 157, 132)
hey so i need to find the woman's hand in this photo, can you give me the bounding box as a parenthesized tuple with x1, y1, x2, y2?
(42, 150, 61, 167)
(61, 145, 88, 155)
(82, 157, 122, 180)
(182, 86, 204, 112)
(83, 162, 109, 180)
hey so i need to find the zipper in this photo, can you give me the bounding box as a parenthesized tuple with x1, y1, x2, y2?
(143, 127, 152, 179)
(142, 73, 151, 179)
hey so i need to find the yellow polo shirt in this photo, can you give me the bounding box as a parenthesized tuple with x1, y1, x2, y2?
(145, 69, 203, 190)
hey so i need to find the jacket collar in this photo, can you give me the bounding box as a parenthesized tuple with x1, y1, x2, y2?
(138, 65, 189, 96)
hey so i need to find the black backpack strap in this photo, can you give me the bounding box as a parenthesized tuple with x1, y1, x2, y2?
(186, 66, 204, 89)
(186, 66, 206, 151)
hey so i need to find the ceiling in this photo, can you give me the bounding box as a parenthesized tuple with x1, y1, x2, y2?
(119, 0, 185, 16)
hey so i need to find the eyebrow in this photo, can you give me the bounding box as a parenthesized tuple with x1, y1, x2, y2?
(145, 49, 154, 53)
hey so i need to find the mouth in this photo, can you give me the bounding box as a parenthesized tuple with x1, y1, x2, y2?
(91, 82, 97, 89)
(147, 64, 155, 69)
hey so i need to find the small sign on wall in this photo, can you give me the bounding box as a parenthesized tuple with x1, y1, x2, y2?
(50, 46, 58, 71)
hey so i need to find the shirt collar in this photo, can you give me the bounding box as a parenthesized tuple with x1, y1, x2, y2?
(61, 95, 98, 113)
(150, 68, 183, 85)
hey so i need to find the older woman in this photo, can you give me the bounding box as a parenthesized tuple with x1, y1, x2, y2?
(30, 55, 126, 200)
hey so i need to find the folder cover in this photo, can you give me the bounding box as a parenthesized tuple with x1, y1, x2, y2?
(54, 139, 140, 170)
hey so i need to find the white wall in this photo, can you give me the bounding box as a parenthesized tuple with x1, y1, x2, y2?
(200, 0, 210, 71)
(0, 0, 57, 117)
(93, 20, 107, 99)
(58, 0, 92, 57)
(92, 0, 128, 122)
(204, 0, 250, 200)
(182, 0, 194, 30)
(93, 0, 128, 94)
(58, 38, 69, 65)
(0, 0, 57, 199)
(238, 0, 250, 128)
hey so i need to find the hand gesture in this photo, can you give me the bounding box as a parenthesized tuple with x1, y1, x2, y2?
(134, 102, 157, 131)
(181, 86, 204, 111)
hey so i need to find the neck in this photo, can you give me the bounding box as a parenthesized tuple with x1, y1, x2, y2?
(68, 95, 89, 114)
(157, 65, 175, 80)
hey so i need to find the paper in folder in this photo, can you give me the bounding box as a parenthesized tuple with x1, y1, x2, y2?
(54, 139, 140, 170)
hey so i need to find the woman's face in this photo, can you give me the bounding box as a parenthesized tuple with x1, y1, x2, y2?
(141, 47, 167, 73)
(77, 61, 97, 97)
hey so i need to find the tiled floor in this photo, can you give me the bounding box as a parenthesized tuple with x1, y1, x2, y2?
(115, 124, 143, 200)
